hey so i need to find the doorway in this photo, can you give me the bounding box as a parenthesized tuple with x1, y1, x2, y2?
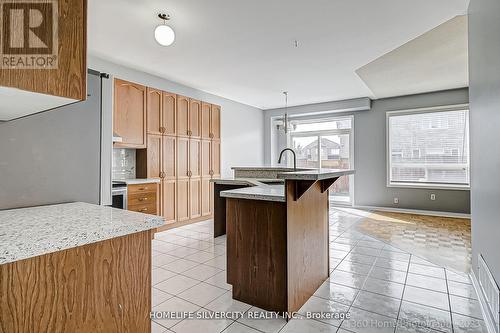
(288, 116, 354, 205)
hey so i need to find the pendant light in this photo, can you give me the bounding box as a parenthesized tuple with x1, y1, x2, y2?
(277, 91, 294, 134)
(154, 13, 175, 46)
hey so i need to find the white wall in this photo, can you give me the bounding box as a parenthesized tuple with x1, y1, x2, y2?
(89, 56, 265, 177)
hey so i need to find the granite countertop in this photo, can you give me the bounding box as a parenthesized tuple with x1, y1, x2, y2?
(220, 185, 285, 202)
(231, 166, 313, 171)
(278, 168, 356, 180)
(0, 202, 164, 265)
(210, 177, 284, 186)
(112, 178, 161, 185)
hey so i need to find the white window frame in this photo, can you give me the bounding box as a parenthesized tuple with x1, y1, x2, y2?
(386, 104, 470, 190)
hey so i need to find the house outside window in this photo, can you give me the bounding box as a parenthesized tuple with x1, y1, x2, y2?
(387, 106, 470, 189)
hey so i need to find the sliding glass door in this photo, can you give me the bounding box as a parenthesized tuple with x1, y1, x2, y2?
(287, 117, 354, 205)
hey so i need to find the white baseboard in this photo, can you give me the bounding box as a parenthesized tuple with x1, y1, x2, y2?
(350, 204, 470, 219)
(471, 269, 499, 333)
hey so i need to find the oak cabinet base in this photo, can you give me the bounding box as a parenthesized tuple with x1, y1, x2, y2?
(0, 231, 152, 333)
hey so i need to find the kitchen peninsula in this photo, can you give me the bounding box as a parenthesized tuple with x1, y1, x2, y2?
(0, 202, 164, 333)
(214, 167, 355, 315)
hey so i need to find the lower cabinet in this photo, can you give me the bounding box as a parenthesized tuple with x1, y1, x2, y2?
(127, 183, 159, 215)
(177, 179, 190, 222)
(161, 180, 176, 224)
(201, 178, 212, 217)
(190, 178, 202, 219)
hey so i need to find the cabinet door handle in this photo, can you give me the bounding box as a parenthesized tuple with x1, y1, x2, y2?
(160, 127, 165, 134)
(138, 187, 149, 191)
(138, 197, 148, 201)
(140, 208, 148, 212)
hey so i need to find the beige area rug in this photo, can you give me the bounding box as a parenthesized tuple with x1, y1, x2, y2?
(356, 211, 471, 273)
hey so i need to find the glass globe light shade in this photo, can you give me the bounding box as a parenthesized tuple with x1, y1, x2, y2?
(154, 24, 175, 46)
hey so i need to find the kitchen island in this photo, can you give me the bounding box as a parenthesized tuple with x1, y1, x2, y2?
(0, 202, 164, 333)
(219, 168, 354, 315)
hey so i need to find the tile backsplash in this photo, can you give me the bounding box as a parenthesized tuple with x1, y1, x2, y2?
(112, 148, 136, 179)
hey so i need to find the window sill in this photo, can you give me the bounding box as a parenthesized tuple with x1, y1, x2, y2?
(387, 182, 470, 191)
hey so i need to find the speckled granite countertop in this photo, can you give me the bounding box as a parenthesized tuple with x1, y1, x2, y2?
(210, 177, 284, 186)
(0, 202, 164, 265)
(112, 178, 160, 185)
(220, 185, 285, 202)
(278, 168, 355, 180)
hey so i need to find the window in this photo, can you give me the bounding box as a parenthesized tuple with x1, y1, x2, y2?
(387, 107, 470, 189)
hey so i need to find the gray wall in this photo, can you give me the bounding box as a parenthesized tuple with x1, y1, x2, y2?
(468, 0, 500, 280)
(264, 89, 470, 214)
(89, 56, 265, 178)
(0, 72, 102, 209)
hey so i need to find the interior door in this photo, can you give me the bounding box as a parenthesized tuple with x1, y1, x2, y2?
(190, 99, 202, 138)
(177, 95, 189, 137)
(162, 92, 176, 135)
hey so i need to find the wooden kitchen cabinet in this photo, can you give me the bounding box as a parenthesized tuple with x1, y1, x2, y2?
(177, 179, 190, 222)
(147, 88, 162, 135)
(211, 104, 221, 139)
(161, 180, 176, 224)
(0, 0, 87, 121)
(190, 178, 202, 219)
(114, 79, 147, 148)
(163, 92, 177, 135)
(190, 139, 201, 178)
(133, 83, 221, 231)
(162, 136, 177, 179)
(137, 135, 162, 179)
(201, 178, 212, 217)
(190, 99, 202, 138)
(127, 183, 159, 215)
(201, 103, 211, 139)
(177, 137, 190, 179)
(177, 95, 190, 137)
(211, 140, 221, 177)
(201, 140, 211, 178)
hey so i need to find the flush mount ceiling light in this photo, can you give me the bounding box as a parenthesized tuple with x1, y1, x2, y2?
(154, 13, 175, 46)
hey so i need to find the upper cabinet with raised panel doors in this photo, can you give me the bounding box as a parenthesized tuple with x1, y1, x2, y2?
(163, 92, 177, 136)
(177, 95, 190, 137)
(147, 88, 162, 136)
(190, 99, 202, 138)
(132, 82, 221, 230)
(114, 79, 147, 148)
(0, 0, 87, 121)
(201, 103, 211, 139)
(211, 105, 221, 139)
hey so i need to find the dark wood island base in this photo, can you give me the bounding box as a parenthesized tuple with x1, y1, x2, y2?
(225, 176, 346, 315)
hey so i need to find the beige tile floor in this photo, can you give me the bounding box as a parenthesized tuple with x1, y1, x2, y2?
(150, 207, 486, 333)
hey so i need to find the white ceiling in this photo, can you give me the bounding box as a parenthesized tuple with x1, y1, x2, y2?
(356, 15, 468, 99)
(88, 0, 469, 109)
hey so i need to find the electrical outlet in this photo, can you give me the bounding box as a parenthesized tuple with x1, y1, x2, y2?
(394, 197, 399, 204)
(430, 194, 436, 201)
